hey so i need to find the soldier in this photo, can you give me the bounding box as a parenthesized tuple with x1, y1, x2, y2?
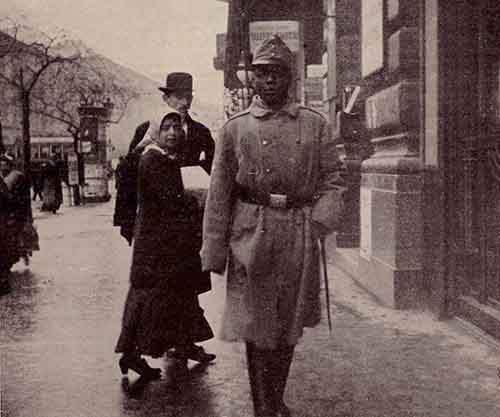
(201, 35, 346, 417)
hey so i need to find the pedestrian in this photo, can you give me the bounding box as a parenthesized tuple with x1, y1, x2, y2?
(40, 153, 63, 213)
(201, 35, 346, 417)
(113, 71, 216, 363)
(31, 166, 44, 202)
(0, 153, 30, 295)
(115, 112, 214, 379)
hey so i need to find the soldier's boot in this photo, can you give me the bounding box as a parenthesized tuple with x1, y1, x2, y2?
(267, 345, 295, 417)
(246, 342, 276, 417)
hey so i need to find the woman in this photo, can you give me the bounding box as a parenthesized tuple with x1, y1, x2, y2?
(115, 112, 213, 379)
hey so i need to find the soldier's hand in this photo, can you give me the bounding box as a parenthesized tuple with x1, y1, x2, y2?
(312, 221, 330, 239)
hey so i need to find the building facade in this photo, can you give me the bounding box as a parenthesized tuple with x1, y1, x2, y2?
(332, 0, 500, 342)
(215, 0, 500, 340)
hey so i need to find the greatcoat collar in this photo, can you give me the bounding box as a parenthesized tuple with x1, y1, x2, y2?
(249, 95, 300, 119)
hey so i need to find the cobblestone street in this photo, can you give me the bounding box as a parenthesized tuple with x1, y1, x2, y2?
(1, 199, 500, 417)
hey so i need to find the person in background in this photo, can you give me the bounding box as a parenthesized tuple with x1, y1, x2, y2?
(113, 71, 216, 364)
(115, 112, 214, 379)
(31, 166, 44, 202)
(40, 153, 63, 213)
(201, 36, 346, 417)
(0, 153, 30, 295)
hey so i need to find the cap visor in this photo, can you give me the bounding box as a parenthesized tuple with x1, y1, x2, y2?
(252, 58, 289, 68)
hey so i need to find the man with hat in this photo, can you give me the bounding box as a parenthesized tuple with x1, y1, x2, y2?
(201, 35, 346, 417)
(113, 72, 216, 364)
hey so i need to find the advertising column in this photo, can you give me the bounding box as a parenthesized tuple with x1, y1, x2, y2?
(78, 105, 112, 203)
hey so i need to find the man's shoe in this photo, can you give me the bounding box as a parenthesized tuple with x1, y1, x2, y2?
(167, 345, 216, 363)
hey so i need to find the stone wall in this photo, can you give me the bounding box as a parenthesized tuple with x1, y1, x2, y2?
(342, 0, 425, 309)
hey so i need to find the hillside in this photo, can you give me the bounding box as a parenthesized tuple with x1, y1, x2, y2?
(0, 25, 223, 156)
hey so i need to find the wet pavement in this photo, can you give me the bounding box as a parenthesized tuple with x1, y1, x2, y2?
(1, 198, 500, 417)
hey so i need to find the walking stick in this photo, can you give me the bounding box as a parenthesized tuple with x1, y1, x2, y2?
(319, 236, 332, 333)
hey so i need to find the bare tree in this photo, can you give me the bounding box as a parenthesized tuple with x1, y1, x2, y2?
(28, 53, 139, 204)
(31, 55, 139, 144)
(0, 20, 80, 170)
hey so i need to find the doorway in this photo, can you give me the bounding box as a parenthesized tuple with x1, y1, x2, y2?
(443, 0, 500, 334)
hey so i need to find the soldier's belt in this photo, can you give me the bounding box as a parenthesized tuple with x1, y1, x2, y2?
(236, 184, 316, 209)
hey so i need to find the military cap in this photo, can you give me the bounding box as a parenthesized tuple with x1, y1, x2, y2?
(252, 35, 293, 69)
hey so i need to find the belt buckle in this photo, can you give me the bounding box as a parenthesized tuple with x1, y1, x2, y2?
(269, 193, 287, 209)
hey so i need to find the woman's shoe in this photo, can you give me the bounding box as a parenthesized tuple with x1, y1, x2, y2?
(119, 355, 161, 379)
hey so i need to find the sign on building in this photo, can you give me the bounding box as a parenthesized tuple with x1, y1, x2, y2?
(249, 21, 301, 53)
(362, 0, 384, 77)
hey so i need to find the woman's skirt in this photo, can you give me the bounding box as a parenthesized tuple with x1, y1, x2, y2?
(115, 285, 214, 358)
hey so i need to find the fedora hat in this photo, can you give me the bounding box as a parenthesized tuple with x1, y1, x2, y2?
(158, 72, 193, 94)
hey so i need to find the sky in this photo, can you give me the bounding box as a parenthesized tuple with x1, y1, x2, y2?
(0, 0, 228, 106)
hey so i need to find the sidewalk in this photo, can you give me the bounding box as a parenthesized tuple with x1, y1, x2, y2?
(23, 197, 500, 417)
(283, 255, 500, 417)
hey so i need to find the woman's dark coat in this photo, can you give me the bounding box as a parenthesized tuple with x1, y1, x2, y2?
(130, 147, 211, 294)
(113, 116, 215, 244)
(115, 147, 213, 357)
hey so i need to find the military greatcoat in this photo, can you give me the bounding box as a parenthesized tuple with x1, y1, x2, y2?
(201, 96, 345, 349)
